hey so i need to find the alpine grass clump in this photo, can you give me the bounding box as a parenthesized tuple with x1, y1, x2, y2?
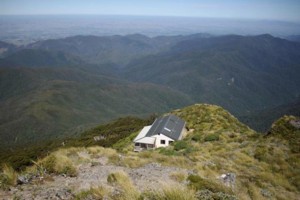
(0, 164, 18, 189)
(107, 171, 140, 200)
(76, 185, 110, 200)
(31, 150, 77, 177)
(142, 183, 196, 200)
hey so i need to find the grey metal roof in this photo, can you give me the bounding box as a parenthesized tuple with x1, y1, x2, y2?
(145, 114, 185, 140)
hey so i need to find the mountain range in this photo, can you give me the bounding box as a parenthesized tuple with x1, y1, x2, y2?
(0, 33, 299, 150)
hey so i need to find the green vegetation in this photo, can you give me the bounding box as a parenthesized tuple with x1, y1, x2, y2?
(124, 35, 300, 117)
(267, 115, 300, 153)
(142, 184, 196, 200)
(1, 103, 300, 199)
(2, 33, 300, 154)
(0, 139, 63, 171)
(174, 140, 188, 151)
(0, 116, 152, 170)
(188, 174, 233, 194)
(0, 64, 192, 150)
(30, 150, 77, 177)
(263, 115, 300, 190)
(204, 134, 219, 142)
(239, 99, 300, 132)
(67, 116, 155, 148)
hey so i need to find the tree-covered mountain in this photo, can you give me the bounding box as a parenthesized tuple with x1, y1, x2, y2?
(0, 33, 299, 151)
(26, 34, 165, 66)
(0, 50, 192, 149)
(123, 34, 300, 115)
(0, 49, 84, 68)
(26, 33, 212, 66)
(239, 98, 300, 132)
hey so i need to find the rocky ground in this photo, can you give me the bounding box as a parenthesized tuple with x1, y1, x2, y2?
(0, 151, 189, 200)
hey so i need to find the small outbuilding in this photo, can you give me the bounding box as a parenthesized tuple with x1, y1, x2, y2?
(133, 114, 186, 151)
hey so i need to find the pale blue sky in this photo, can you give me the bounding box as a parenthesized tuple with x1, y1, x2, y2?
(1, 0, 300, 22)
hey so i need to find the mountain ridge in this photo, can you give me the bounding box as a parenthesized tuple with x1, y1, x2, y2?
(0, 33, 299, 153)
(123, 34, 300, 115)
(1, 103, 299, 199)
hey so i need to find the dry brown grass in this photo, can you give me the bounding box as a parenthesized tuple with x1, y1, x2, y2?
(169, 171, 187, 182)
(0, 164, 18, 189)
(107, 171, 140, 200)
(143, 183, 196, 200)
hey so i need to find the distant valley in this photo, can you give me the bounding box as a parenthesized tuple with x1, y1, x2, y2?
(0, 33, 300, 150)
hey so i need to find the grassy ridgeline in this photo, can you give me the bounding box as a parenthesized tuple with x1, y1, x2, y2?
(1, 104, 299, 199)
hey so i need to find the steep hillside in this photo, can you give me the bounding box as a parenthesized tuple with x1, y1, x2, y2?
(239, 99, 300, 132)
(1, 104, 299, 199)
(124, 34, 300, 115)
(0, 67, 192, 149)
(0, 49, 84, 68)
(267, 115, 300, 153)
(0, 116, 152, 170)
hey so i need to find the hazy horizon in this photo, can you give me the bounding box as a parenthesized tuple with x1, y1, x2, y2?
(1, 0, 300, 22)
(1, 0, 300, 45)
(1, 15, 300, 45)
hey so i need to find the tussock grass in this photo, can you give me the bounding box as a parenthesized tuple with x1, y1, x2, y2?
(29, 149, 77, 177)
(121, 156, 149, 168)
(246, 183, 264, 200)
(107, 171, 140, 200)
(76, 185, 111, 200)
(188, 174, 233, 194)
(0, 164, 18, 189)
(143, 183, 196, 200)
(87, 146, 117, 156)
(169, 171, 187, 182)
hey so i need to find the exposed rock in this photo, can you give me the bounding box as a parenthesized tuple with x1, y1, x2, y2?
(261, 189, 272, 198)
(195, 189, 237, 200)
(218, 173, 236, 188)
(55, 188, 74, 199)
(17, 174, 32, 185)
(290, 120, 300, 129)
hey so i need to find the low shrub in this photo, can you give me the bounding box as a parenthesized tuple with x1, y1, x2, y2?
(159, 148, 177, 156)
(204, 134, 219, 142)
(191, 134, 202, 142)
(254, 146, 268, 162)
(174, 141, 188, 151)
(187, 174, 233, 194)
